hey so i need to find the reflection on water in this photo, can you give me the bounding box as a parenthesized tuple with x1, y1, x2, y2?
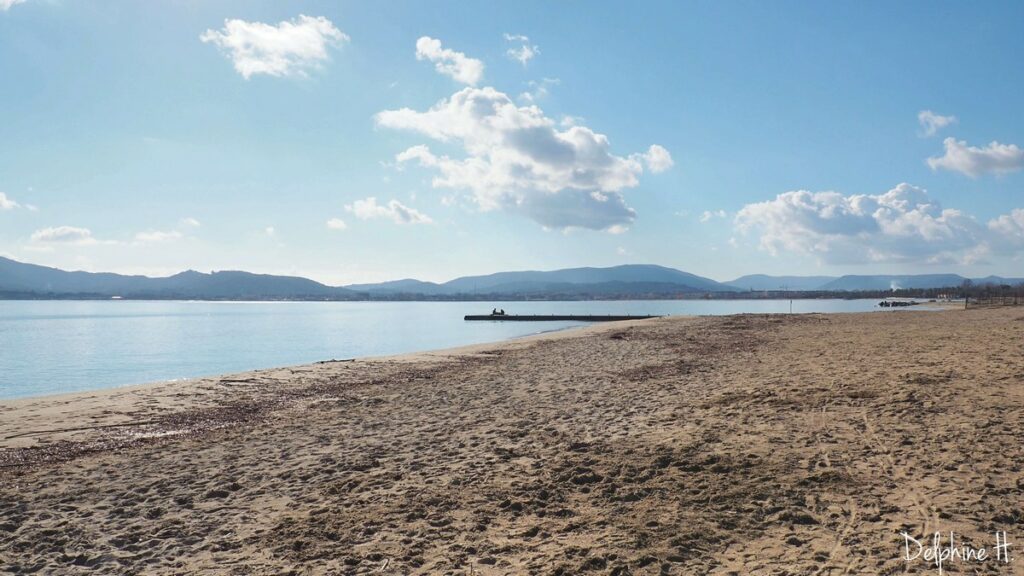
(0, 299, 916, 399)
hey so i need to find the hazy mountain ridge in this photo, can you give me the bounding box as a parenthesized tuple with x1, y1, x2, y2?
(820, 274, 1024, 291)
(728, 273, 1024, 291)
(2, 257, 1021, 300)
(351, 265, 735, 295)
(0, 257, 357, 300)
(726, 275, 839, 291)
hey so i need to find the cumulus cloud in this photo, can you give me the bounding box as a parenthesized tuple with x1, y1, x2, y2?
(415, 36, 484, 85)
(504, 33, 539, 66)
(927, 137, 1024, 177)
(326, 217, 348, 230)
(988, 209, 1024, 246)
(917, 110, 957, 137)
(345, 197, 432, 225)
(734, 183, 992, 264)
(700, 209, 727, 223)
(0, 0, 26, 11)
(135, 230, 183, 243)
(377, 86, 671, 231)
(0, 192, 19, 210)
(30, 226, 100, 246)
(201, 15, 347, 79)
(642, 145, 674, 173)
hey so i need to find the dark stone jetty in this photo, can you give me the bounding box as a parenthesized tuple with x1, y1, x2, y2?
(464, 314, 661, 322)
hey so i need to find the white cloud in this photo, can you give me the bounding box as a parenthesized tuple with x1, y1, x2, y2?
(504, 33, 539, 66)
(700, 209, 727, 223)
(345, 197, 432, 225)
(927, 137, 1024, 177)
(0, 192, 19, 210)
(201, 15, 348, 79)
(326, 217, 348, 230)
(415, 36, 484, 85)
(265, 226, 276, 236)
(988, 209, 1024, 246)
(642, 144, 674, 173)
(734, 183, 993, 265)
(917, 110, 957, 137)
(135, 230, 183, 243)
(30, 226, 100, 246)
(518, 77, 559, 103)
(377, 86, 670, 232)
(180, 217, 201, 228)
(0, 0, 26, 11)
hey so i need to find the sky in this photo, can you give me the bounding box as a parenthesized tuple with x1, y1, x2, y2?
(1, 0, 1022, 285)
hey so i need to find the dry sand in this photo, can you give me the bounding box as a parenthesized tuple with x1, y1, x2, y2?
(1, 308, 1022, 575)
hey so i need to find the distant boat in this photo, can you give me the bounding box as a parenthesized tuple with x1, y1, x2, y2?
(111, 296, 123, 300)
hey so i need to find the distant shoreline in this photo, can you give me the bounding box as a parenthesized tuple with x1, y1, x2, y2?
(0, 293, 965, 302)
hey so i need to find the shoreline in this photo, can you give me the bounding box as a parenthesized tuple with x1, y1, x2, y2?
(0, 301, 956, 404)
(0, 318, 609, 406)
(3, 307, 1022, 574)
(0, 318, 650, 456)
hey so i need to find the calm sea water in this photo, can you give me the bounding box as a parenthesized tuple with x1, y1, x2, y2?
(1, 299, 914, 399)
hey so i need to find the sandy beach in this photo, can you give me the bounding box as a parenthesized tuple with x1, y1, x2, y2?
(2, 308, 1022, 575)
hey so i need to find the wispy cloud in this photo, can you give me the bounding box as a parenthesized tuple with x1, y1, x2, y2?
(917, 110, 957, 137)
(345, 197, 432, 225)
(518, 77, 559, 103)
(30, 226, 103, 246)
(927, 137, 1024, 177)
(700, 209, 727, 223)
(415, 36, 484, 85)
(201, 15, 348, 79)
(504, 33, 539, 66)
(0, 0, 26, 11)
(0, 192, 19, 210)
(135, 230, 183, 243)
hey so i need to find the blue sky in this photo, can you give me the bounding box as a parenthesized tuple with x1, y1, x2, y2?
(1, 0, 1022, 284)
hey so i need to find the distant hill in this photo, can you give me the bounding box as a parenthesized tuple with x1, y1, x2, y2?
(727, 273, 1024, 292)
(821, 274, 1024, 291)
(0, 257, 357, 300)
(348, 265, 738, 296)
(726, 275, 837, 291)
(345, 278, 446, 295)
(3, 256, 1021, 300)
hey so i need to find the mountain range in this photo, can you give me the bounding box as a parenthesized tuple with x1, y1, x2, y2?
(0, 256, 1020, 300)
(727, 273, 1024, 291)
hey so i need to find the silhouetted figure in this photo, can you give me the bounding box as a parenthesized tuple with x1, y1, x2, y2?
(499, 309, 506, 315)
(492, 308, 498, 315)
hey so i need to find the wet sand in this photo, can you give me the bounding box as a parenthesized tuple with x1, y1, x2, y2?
(1, 309, 1022, 574)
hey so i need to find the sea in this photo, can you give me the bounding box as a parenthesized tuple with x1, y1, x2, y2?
(0, 299, 931, 399)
